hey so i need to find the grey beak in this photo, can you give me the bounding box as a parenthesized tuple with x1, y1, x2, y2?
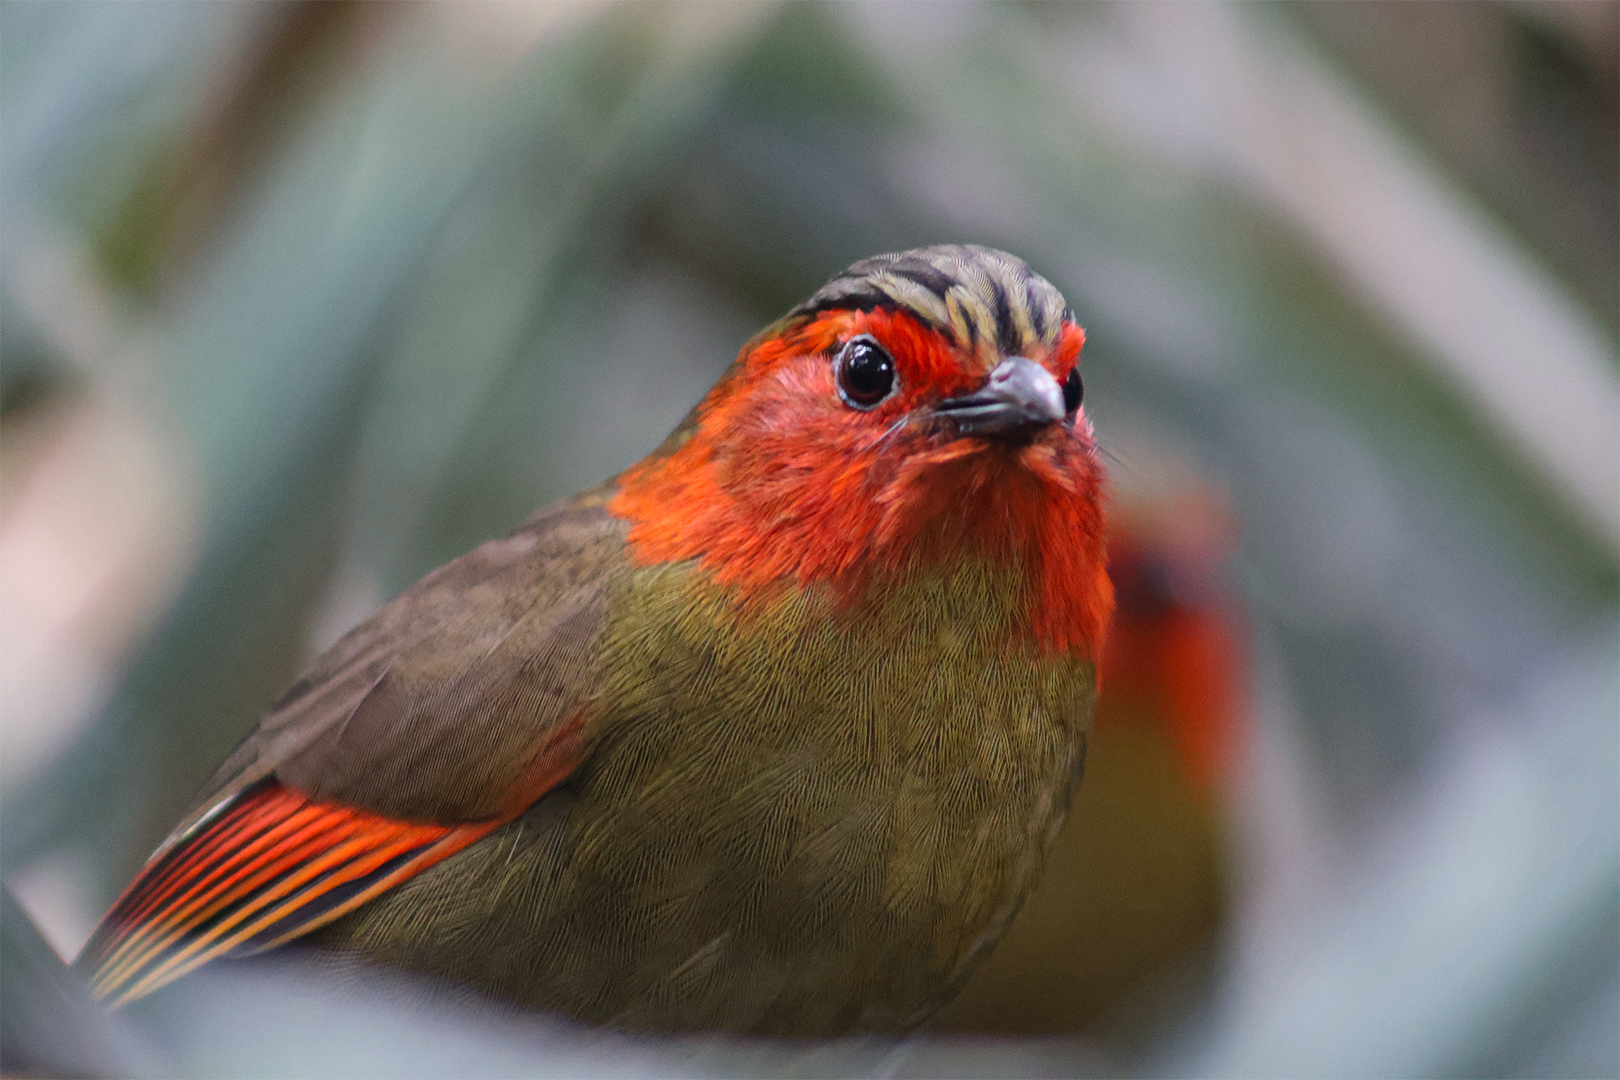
(935, 356, 1065, 438)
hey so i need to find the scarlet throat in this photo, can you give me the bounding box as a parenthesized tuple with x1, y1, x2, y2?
(609, 309, 1113, 659)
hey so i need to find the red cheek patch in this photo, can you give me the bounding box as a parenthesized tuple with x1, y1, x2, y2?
(609, 310, 1111, 659)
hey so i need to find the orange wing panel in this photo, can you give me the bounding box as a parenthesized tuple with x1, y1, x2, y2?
(81, 778, 502, 1008)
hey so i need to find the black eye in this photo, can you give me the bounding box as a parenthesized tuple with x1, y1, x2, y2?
(836, 337, 896, 409)
(1062, 367, 1083, 415)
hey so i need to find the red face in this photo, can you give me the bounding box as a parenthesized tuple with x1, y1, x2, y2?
(611, 305, 1111, 658)
(722, 306, 1090, 463)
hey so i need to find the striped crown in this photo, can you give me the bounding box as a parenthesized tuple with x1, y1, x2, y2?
(793, 245, 1073, 358)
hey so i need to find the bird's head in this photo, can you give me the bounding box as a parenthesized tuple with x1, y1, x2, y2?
(611, 245, 1111, 657)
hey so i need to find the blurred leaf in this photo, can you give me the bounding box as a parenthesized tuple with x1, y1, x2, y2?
(1, 888, 164, 1078)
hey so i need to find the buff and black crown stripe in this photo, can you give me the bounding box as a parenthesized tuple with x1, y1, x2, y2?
(793, 244, 1074, 358)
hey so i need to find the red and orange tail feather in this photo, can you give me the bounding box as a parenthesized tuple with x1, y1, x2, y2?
(80, 778, 504, 1008)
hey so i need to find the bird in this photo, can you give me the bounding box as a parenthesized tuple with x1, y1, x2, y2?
(76, 244, 1113, 1037)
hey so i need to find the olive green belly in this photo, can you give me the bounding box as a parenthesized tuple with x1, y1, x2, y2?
(308, 562, 1096, 1035)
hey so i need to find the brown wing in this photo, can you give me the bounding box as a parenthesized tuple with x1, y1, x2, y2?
(79, 491, 628, 1004)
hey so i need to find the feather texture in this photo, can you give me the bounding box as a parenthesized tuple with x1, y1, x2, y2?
(77, 497, 616, 1002)
(80, 778, 501, 1007)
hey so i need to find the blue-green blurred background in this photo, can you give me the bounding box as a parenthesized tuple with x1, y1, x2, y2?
(2, 2, 1615, 1076)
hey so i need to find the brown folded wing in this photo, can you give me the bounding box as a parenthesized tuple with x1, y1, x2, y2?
(79, 494, 627, 1005)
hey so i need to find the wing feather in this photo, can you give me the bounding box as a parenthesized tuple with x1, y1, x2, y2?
(82, 778, 504, 1007)
(79, 493, 624, 1005)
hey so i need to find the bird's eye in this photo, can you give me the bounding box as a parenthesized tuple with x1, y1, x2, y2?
(836, 336, 896, 409)
(1062, 367, 1083, 415)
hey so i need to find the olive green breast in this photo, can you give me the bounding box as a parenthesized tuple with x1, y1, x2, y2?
(310, 557, 1096, 1036)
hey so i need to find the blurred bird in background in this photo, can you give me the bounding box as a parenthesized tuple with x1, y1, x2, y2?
(945, 486, 1246, 1039)
(2, 3, 1614, 1077)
